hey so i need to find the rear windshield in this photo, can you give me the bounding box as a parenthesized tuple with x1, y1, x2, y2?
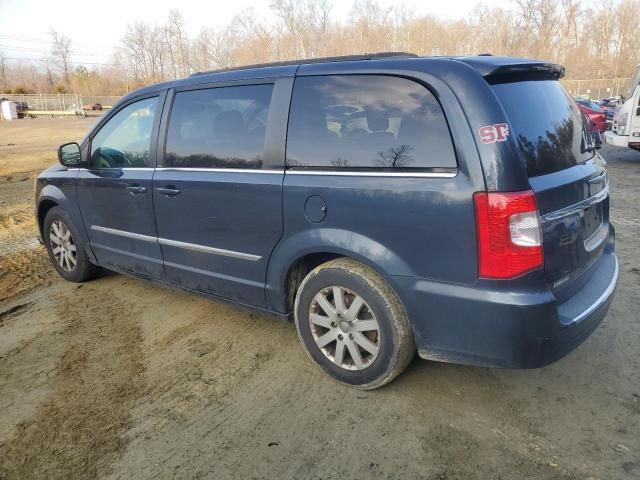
(492, 80, 593, 177)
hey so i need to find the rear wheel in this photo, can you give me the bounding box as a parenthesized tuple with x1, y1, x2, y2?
(43, 207, 100, 282)
(294, 258, 414, 389)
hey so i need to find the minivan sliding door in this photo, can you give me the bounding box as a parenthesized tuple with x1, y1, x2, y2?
(152, 79, 291, 307)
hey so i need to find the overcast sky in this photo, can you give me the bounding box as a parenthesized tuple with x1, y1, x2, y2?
(0, 0, 512, 66)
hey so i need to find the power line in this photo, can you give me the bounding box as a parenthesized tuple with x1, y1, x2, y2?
(0, 44, 111, 57)
(2, 56, 116, 67)
(0, 34, 113, 50)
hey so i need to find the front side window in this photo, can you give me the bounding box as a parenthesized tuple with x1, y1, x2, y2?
(90, 97, 158, 168)
(165, 84, 274, 169)
(286, 75, 457, 170)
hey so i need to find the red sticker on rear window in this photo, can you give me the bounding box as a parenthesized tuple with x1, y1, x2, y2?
(479, 123, 510, 144)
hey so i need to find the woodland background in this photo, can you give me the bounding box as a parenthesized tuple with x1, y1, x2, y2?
(1, 0, 638, 96)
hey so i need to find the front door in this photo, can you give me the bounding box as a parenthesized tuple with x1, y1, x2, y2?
(152, 81, 289, 307)
(77, 94, 165, 278)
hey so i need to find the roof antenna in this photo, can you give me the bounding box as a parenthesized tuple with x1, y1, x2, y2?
(478, 53, 493, 56)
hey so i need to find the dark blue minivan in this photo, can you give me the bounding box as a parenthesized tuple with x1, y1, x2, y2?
(36, 54, 618, 389)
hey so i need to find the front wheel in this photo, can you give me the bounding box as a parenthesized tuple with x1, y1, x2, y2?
(43, 206, 100, 282)
(294, 258, 415, 389)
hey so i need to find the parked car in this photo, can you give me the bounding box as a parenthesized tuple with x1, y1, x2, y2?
(598, 97, 619, 125)
(575, 98, 607, 132)
(83, 103, 103, 111)
(36, 54, 618, 389)
(15, 101, 29, 118)
(599, 97, 616, 110)
(584, 114, 603, 147)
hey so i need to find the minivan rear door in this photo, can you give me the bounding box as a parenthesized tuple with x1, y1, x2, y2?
(492, 79, 610, 298)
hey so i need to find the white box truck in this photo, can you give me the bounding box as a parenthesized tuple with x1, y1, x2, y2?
(0, 99, 18, 120)
(605, 64, 640, 151)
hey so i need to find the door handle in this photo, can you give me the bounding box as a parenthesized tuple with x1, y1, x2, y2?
(156, 187, 181, 197)
(125, 185, 147, 194)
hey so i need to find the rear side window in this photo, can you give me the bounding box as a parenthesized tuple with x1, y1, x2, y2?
(286, 75, 457, 170)
(165, 84, 273, 169)
(491, 80, 593, 177)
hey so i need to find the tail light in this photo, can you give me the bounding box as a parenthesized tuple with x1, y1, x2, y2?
(474, 190, 543, 279)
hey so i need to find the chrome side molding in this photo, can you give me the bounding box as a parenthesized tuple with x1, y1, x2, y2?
(157, 237, 261, 261)
(90, 225, 261, 261)
(91, 225, 156, 243)
(155, 167, 282, 174)
(285, 169, 457, 178)
(75, 166, 457, 178)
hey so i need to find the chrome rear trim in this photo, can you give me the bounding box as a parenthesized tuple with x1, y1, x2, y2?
(568, 256, 618, 325)
(541, 184, 609, 223)
(583, 223, 609, 253)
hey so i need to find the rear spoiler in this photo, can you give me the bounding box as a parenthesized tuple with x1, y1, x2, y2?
(456, 56, 565, 81)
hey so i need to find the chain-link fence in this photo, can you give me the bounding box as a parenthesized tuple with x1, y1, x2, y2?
(0, 94, 122, 111)
(562, 77, 630, 99)
(80, 96, 122, 108)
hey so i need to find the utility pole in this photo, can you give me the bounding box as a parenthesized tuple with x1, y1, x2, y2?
(0, 53, 7, 92)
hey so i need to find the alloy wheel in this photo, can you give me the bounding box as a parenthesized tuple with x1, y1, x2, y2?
(309, 286, 381, 370)
(49, 220, 77, 272)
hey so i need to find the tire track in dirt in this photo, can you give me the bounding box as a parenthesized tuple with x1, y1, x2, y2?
(0, 285, 146, 480)
(0, 202, 42, 256)
(132, 302, 281, 426)
(0, 248, 52, 302)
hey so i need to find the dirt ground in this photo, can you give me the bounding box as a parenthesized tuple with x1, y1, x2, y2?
(0, 117, 638, 480)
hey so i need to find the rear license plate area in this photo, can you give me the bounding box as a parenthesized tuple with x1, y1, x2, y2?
(582, 204, 603, 238)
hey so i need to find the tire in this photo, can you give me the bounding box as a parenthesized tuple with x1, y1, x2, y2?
(43, 206, 100, 282)
(294, 258, 415, 389)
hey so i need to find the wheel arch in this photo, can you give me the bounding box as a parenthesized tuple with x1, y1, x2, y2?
(265, 228, 414, 315)
(36, 184, 96, 263)
(282, 252, 343, 317)
(37, 198, 59, 239)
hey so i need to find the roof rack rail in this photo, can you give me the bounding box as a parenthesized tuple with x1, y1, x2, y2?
(189, 52, 419, 77)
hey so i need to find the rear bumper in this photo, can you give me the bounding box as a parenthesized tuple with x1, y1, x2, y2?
(390, 250, 618, 369)
(604, 131, 629, 147)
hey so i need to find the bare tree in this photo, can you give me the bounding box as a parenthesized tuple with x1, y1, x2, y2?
(41, 54, 56, 89)
(48, 29, 72, 85)
(377, 145, 414, 168)
(270, 0, 334, 58)
(231, 9, 276, 64)
(164, 10, 190, 77)
(198, 28, 236, 70)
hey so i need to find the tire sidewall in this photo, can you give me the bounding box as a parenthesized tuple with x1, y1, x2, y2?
(295, 263, 404, 388)
(43, 207, 92, 282)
